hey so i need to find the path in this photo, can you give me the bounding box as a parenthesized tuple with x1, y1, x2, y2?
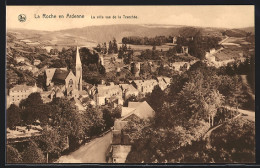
(241, 75, 255, 101)
(218, 36, 229, 45)
(57, 131, 112, 163)
(203, 113, 242, 146)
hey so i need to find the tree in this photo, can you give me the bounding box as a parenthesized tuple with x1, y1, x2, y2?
(102, 42, 107, 54)
(108, 41, 113, 54)
(102, 108, 114, 129)
(19, 92, 43, 109)
(7, 104, 22, 129)
(118, 47, 124, 59)
(6, 145, 22, 163)
(225, 76, 247, 113)
(22, 140, 45, 163)
(113, 38, 118, 54)
(82, 107, 105, 137)
(36, 126, 61, 163)
(203, 90, 224, 127)
(147, 85, 164, 113)
(95, 43, 102, 52)
(49, 98, 84, 150)
(209, 117, 255, 163)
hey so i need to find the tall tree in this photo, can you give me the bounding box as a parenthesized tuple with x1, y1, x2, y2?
(7, 104, 22, 129)
(22, 140, 45, 163)
(36, 126, 61, 163)
(203, 90, 224, 126)
(113, 38, 118, 54)
(147, 85, 164, 113)
(108, 41, 113, 54)
(82, 107, 105, 137)
(49, 98, 84, 150)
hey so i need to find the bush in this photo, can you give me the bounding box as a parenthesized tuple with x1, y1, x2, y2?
(6, 145, 22, 163)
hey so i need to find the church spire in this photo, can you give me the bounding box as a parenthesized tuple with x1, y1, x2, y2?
(76, 46, 82, 91)
(76, 46, 82, 66)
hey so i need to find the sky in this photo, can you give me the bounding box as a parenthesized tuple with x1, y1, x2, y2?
(6, 5, 254, 31)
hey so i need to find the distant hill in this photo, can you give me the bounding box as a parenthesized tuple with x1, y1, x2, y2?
(57, 24, 181, 43)
(223, 27, 254, 37)
(8, 24, 253, 46)
(238, 27, 255, 35)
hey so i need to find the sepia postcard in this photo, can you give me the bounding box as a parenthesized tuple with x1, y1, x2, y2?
(5, 5, 255, 164)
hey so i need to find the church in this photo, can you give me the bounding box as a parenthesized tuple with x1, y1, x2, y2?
(44, 46, 83, 98)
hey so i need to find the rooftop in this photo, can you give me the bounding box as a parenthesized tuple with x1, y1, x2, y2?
(10, 84, 36, 92)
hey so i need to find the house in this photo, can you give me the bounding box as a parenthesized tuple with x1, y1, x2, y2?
(131, 80, 158, 94)
(182, 46, 189, 54)
(8, 84, 43, 107)
(7, 70, 18, 85)
(108, 101, 155, 163)
(15, 57, 25, 63)
(172, 37, 177, 44)
(116, 101, 155, 131)
(130, 62, 141, 77)
(171, 62, 189, 71)
(95, 83, 123, 106)
(72, 97, 86, 111)
(33, 59, 41, 66)
(40, 90, 54, 103)
(111, 145, 131, 163)
(119, 84, 139, 100)
(156, 77, 172, 90)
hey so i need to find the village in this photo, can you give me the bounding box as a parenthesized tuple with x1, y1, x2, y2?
(6, 23, 255, 164)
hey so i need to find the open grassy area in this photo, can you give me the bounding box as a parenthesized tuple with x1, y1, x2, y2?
(214, 47, 244, 61)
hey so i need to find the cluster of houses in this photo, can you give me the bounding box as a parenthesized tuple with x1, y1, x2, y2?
(107, 101, 155, 163)
(205, 47, 247, 68)
(6, 46, 172, 112)
(90, 76, 171, 107)
(6, 46, 170, 163)
(13, 56, 39, 74)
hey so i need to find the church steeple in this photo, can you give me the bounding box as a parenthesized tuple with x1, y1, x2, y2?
(76, 46, 82, 91)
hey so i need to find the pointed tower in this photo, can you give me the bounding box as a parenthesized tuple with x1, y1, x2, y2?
(76, 46, 82, 91)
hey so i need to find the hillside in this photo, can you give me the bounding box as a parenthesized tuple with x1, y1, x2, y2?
(7, 24, 223, 45)
(223, 27, 254, 37)
(8, 24, 253, 46)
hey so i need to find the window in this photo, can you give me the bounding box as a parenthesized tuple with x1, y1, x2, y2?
(69, 79, 73, 88)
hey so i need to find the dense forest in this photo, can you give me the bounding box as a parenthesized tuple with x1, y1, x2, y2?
(124, 60, 255, 163)
(122, 36, 173, 46)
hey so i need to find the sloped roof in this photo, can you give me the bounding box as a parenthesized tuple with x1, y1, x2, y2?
(121, 107, 136, 117)
(97, 84, 121, 97)
(10, 84, 34, 92)
(134, 101, 155, 119)
(52, 69, 70, 82)
(45, 68, 56, 80)
(121, 101, 155, 120)
(119, 84, 139, 93)
(128, 102, 142, 108)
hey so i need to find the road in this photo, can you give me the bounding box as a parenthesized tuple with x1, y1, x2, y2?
(57, 131, 112, 163)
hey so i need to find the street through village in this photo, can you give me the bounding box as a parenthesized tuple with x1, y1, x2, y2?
(57, 131, 112, 163)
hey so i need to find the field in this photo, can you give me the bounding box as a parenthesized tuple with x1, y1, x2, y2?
(214, 36, 253, 61)
(123, 43, 175, 52)
(214, 48, 243, 61)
